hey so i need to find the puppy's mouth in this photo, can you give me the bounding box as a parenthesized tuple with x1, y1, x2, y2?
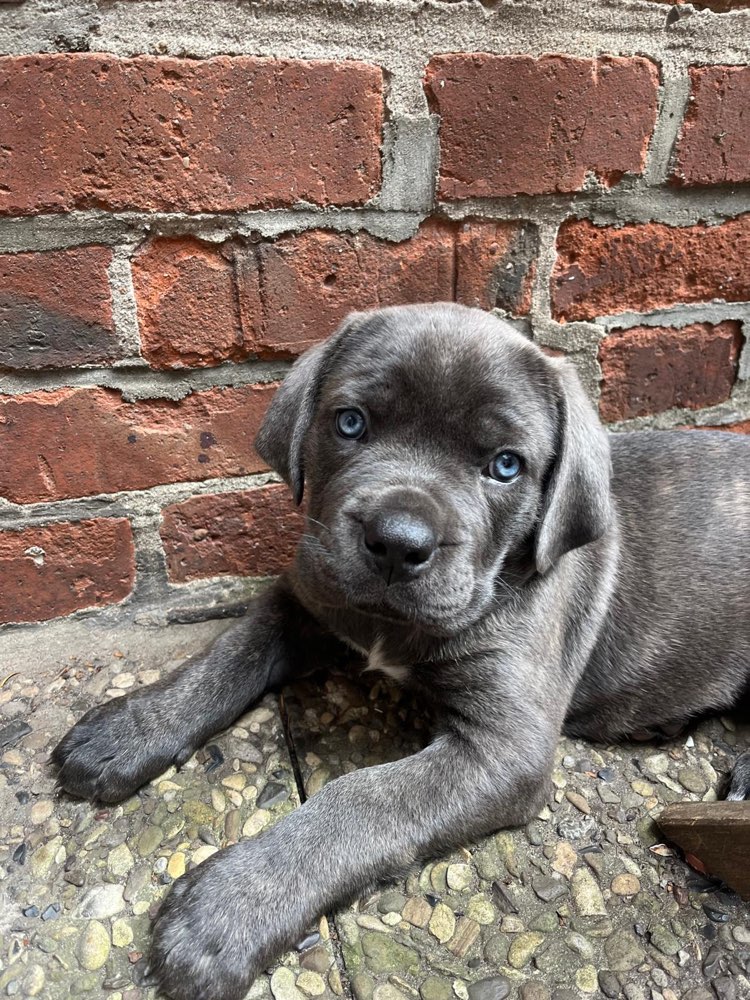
(295, 531, 487, 634)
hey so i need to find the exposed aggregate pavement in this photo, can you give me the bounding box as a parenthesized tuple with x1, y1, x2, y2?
(0, 620, 748, 1000)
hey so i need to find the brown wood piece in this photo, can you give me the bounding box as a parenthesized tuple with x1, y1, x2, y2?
(658, 802, 750, 900)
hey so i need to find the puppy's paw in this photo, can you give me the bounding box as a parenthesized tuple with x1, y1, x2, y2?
(149, 842, 313, 1000)
(52, 695, 194, 803)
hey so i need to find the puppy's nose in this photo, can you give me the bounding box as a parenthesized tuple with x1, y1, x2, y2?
(363, 511, 438, 584)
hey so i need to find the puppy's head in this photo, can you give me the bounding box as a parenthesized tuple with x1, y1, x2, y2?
(256, 304, 610, 635)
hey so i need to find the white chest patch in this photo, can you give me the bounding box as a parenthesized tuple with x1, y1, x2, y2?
(364, 639, 411, 684)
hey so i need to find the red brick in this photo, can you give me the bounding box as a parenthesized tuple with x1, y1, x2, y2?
(551, 216, 750, 320)
(0, 519, 135, 624)
(134, 221, 537, 364)
(425, 55, 659, 199)
(0, 384, 276, 504)
(254, 223, 455, 357)
(672, 66, 750, 186)
(132, 238, 249, 368)
(598, 321, 742, 421)
(0, 247, 118, 369)
(160, 486, 303, 583)
(0, 55, 383, 215)
(455, 220, 537, 313)
(250, 220, 536, 359)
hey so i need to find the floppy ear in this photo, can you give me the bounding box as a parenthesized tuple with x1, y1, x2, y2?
(254, 313, 363, 505)
(534, 359, 612, 575)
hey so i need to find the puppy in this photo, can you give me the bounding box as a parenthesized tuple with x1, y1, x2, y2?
(53, 304, 750, 1000)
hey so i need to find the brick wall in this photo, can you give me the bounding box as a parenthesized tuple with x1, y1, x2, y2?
(1, 0, 749, 628)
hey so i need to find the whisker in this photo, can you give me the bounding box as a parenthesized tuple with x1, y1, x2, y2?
(306, 516, 332, 535)
(300, 533, 327, 547)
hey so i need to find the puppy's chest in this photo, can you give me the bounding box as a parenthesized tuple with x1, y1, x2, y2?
(337, 633, 411, 684)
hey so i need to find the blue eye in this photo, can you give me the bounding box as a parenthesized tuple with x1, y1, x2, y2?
(335, 408, 367, 440)
(486, 451, 523, 482)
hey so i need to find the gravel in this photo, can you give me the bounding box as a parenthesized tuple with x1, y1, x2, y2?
(0, 621, 340, 999)
(1, 619, 748, 998)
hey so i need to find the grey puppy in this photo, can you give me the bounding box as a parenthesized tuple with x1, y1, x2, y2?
(53, 304, 750, 1000)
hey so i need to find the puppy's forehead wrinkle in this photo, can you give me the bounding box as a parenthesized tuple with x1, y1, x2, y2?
(327, 303, 552, 398)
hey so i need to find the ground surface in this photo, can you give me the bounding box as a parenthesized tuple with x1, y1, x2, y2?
(0, 618, 748, 1000)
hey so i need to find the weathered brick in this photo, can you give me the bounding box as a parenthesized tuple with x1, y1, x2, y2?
(672, 66, 750, 186)
(0, 247, 118, 369)
(425, 55, 658, 199)
(0, 384, 275, 504)
(255, 219, 537, 356)
(135, 221, 536, 365)
(598, 321, 742, 421)
(254, 223, 455, 358)
(455, 220, 537, 313)
(132, 238, 249, 368)
(160, 486, 303, 583)
(0, 55, 383, 215)
(0, 519, 135, 624)
(552, 216, 750, 320)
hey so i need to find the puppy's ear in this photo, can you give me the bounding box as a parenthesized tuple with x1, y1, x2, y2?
(534, 359, 612, 574)
(254, 313, 363, 505)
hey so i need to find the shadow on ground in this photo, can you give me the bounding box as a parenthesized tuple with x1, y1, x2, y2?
(0, 618, 748, 1000)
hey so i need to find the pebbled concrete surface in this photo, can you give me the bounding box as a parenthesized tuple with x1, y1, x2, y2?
(0, 620, 341, 999)
(0, 619, 748, 999)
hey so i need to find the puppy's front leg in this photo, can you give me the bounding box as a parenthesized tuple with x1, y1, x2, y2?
(148, 688, 559, 1000)
(52, 580, 339, 803)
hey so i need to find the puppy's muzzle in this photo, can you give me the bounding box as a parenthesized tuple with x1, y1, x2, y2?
(363, 509, 438, 584)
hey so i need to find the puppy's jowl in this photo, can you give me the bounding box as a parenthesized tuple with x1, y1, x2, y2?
(53, 304, 750, 1000)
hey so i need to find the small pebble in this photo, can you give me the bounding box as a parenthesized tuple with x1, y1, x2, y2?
(0, 720, 32, 748)
(611, 874, 641, 896)
(270, 966, 305, 1000)
(650, 925, 681, 956)
(533, 874, 569, 902)
(29, 800, 53, 825)
(257, 782, 289, 809)
(631, 779, 655, 797)
(598, 971, 622, 998)
(446, 863, 473, 891)
(507, 932, 545, 969)
(297, 970, 326, 997)
(77, 920, 111, 971)
(429, 902, 456, 943)
(575, 965, 598, 994)
(167, 851, 186, 879)
(565, 791, 591, 814)
(519, 986, 551, 1000)
(678, 767, 708, 794)
(296, 931, 321, 952)
(571, 868, 607, 916)
(467, 977, 511, 1000)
